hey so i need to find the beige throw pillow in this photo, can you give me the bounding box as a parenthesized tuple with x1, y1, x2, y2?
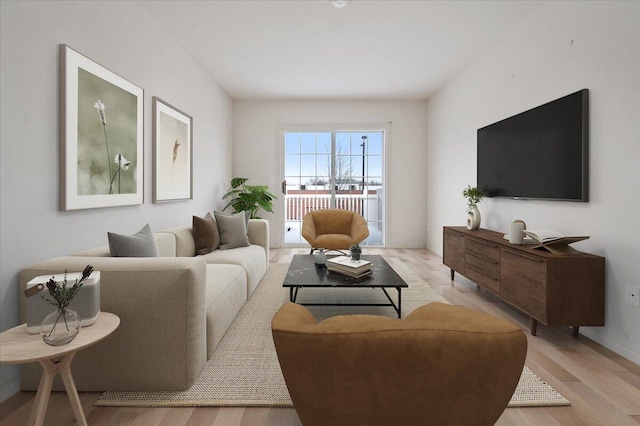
(193, 212, 220, 255)
(214, 211, 250, 250)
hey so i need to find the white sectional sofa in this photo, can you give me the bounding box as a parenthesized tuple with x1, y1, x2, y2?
(18, 219, 269, 392)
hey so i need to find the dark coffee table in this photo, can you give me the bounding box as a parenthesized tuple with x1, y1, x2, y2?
(283, 255, 408, 318)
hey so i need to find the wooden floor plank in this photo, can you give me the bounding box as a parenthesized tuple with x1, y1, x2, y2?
(1, 248, 638, 425)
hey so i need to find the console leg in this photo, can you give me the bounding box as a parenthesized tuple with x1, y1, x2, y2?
(572, 326, 580, 339)
(530, 318, 538, 336)
(450, 269, 455, 280)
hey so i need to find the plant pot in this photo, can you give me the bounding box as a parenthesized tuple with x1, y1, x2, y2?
(351, 253, 361, 261)
(40, 308, 81, 346)
(466, 206, 481, 231)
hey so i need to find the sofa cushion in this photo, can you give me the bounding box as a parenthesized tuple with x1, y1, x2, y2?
(108, 224, 159, 257)
(214, 211, 250, 250)
(201, 244, 266, 298)
(193, 213, 220, 255)
(204, 264, 247, 357)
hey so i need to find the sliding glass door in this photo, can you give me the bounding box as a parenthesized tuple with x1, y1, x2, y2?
(282, 130, 384, 247)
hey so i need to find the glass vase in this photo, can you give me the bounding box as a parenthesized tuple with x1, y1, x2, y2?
(40, 308, 81, 346)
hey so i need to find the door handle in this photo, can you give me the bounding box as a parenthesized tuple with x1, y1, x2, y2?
(282, 180, 286, 194)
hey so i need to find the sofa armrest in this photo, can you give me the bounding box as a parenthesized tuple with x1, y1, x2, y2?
(248, 219, 269, 268)
(19, 256, 207, 391)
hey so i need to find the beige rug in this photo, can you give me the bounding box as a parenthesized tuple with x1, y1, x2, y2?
(96, 259, 569, 408)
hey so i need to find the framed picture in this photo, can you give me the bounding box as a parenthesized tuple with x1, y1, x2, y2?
(59, 44, 144, 211)
(152, 97, 193, 202)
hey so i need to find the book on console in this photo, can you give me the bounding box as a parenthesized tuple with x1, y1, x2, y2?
(522, 229, 564, 244)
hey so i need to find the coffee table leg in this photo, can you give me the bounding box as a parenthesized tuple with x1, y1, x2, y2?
(397, 288, 402, 318)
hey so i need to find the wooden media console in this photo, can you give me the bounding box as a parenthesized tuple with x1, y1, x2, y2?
(443, 226, 605, 336)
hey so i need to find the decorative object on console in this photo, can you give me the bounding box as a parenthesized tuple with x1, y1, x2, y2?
(59, 44, 143, 211)
(222, 177, 277, 219)
(152, 97, 193, 203)
(38, 265, 94, 346)
(508, 220, 527, 244)
(349, 243, 362, 261)
(462, 185, 483, 230)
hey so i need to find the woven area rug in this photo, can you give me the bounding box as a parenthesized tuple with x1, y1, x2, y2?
(96, 259, 569, 408)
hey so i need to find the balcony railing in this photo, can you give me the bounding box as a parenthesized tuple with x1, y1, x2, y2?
(285, 190, 380, 221)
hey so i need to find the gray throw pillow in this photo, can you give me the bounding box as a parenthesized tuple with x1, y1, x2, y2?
(193, 212, 220, 255)
(214, 211, 250, 250)
(108, 224, 159, 257)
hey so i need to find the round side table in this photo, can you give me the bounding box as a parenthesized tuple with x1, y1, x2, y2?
(0, 312, 120, 426)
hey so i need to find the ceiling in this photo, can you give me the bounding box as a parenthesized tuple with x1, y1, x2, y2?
(140, 1, 541, 101)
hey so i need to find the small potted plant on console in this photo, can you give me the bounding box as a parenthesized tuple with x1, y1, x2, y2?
(462, 185, 483, 230)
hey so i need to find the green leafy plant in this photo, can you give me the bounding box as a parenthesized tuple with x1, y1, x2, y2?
(349, 244, 362, 254)
(222, 177, 277, 219)
(462, 185, 483, 211)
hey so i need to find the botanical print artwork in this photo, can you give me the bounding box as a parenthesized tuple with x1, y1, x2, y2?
(153, 97, 192, 202)
(60, 44, 143, 211)
(77, 68, 137, 195)
(158, 110, 188, 195)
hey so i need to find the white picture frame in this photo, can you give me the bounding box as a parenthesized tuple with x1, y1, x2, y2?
(59, 44, 144, 211)
(152, 96, 193, 202)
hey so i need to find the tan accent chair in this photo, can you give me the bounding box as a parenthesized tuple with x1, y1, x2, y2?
(271, 302, 527, 426)
(301, 208, 369, 254)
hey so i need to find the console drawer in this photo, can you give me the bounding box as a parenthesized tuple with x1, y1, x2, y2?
(465, 265, 500, 294)
(466, 237, 500, 262)
(465, 252, 499, 279)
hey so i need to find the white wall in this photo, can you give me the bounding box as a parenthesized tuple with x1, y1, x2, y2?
(233, 101, 428, 248)
(0, 1, 232, 401)
(425, 1, 640, 363)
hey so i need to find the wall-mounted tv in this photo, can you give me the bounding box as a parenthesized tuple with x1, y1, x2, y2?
(477, 89, 589, 202)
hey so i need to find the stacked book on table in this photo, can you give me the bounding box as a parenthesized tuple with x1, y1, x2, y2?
(326, 256, 372, 279)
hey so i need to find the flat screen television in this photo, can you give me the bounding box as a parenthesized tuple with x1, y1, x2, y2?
(477, 89, 589, 202)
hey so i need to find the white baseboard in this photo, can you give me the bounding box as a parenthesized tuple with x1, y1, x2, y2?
(0, 372, 21, 404)
(580, 328, 640, 366)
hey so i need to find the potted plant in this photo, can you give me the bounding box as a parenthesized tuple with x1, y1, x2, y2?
(40, 265, 93, 346)
(462, 185, 483, 230)
(222, 178, 277, 219)
(349, 244, 362, 261)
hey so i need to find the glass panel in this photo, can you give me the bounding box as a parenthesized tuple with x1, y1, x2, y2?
(336, 133, 350, 154)
(301, 133, 316, 154)
(285, 133, 300, 154)
(285, 155, 300, 176)
(366, 133, 383, 155)
(367, 156, 382, 177)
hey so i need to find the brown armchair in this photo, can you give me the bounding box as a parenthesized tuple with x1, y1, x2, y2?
(272, 301, 527, 426)
(301, 209, 369, 254)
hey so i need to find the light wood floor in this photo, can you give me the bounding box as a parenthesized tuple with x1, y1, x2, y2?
(2, 248, 639, 425)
